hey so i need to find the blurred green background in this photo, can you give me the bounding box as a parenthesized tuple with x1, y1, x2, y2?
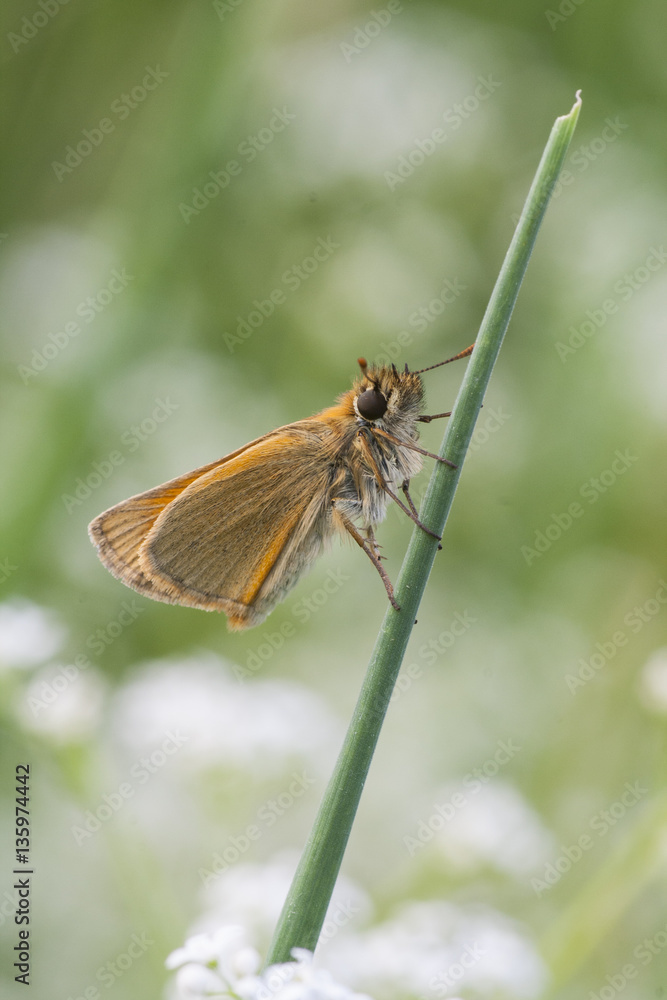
(1, 1, 666, 998)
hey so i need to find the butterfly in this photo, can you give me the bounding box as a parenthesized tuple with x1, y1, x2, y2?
(89, 345, 473, 630)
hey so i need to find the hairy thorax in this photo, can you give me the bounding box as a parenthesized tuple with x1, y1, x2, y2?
(326, 412, 423, 529)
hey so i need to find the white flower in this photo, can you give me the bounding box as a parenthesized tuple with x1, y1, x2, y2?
(17, 665, 106, 742)
(259, 948, 373, 999)
(166, 926, 262, 998)
(165, 928, 372, 1000)
(195, 854, 371, 953)
(111, 657, 340, 775)
(0, 598, 65, 668)
(324, 900, 546, 998)
(428, 780, 555, 877)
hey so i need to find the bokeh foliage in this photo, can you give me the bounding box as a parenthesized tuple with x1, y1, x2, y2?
(1, 2, 666, 999)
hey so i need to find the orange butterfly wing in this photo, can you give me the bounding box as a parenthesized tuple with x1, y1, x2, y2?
(89, 423, 333, 630)
(88, 456, 224, 601)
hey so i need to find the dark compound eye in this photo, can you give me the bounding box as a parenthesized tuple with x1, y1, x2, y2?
(356, 387, 387, 420)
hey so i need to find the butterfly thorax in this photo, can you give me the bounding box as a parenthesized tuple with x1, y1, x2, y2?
(315, 365, 425, 528)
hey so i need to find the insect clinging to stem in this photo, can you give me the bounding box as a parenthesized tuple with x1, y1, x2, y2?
(88, 344, 474, 631)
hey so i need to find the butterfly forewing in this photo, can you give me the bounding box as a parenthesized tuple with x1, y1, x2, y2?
(143, 433, 327, 599)
(91, 422, 336, 629)
(88, 457, 229, 600)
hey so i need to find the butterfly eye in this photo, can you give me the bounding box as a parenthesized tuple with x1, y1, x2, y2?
(356, 387, 387, 420)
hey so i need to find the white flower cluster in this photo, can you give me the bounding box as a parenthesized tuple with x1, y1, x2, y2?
(166, 926, 373, 1000)
(112, 657, 340, 775)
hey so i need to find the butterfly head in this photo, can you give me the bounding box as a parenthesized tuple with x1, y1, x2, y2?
(353, 359, 424, 427)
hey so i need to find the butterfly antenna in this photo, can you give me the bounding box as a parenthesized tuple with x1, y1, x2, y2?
(411, 343, 475, 375)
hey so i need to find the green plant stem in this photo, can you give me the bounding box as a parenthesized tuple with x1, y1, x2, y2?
(264, 91, 582, 967)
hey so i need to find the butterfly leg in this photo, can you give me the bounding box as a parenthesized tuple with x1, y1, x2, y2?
(401, 480, 443, 551)
(365, 524, 384, 560)
(400, 479, 420, 520)
(378, 480, 441, 540)
(417, 410, 452, 423)
(419, 401, 483, 424)
(331, 501, 400, 611)
(357, 432, 442, 540)
(371, 426, 458, 469)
